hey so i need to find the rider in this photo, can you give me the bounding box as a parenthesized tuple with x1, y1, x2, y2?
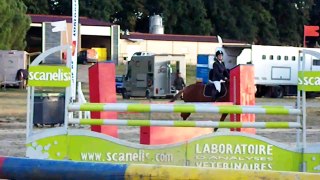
(208, 50, 229, 101)
(173, 72, 186, 93)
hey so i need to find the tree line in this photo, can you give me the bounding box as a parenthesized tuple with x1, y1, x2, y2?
(2, 0, 320, 50)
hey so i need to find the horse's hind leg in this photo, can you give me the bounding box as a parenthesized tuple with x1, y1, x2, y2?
(181, 113, 191, 120)
(214, 113, 228, 132)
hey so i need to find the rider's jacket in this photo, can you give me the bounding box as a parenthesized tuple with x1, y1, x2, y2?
(208, 58, 229, 82)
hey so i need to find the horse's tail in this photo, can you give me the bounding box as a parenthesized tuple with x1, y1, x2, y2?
(15, 69, 28, 81)
(170, 89, 184, 102)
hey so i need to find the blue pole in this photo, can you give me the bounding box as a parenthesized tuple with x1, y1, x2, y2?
(0, 156, 128, 180)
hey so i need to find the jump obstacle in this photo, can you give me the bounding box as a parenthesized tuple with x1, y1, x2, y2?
(0, 156, 319, 180)
(1, 46, 320, 179)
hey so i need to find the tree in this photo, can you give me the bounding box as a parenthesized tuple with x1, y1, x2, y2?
(112, 0, 147, 31)
(0, 0, 31, 50)
(307, 0, 319, 47)
(80, 0, 122, 22)
(271, 1, 303, 46)
(23, 0, 49, 14)
(169, 0, 212, 35)
(203, 0, 238, 37)
(143, 0, 212, 35)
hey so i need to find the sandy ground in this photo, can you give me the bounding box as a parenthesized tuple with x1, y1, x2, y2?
(1, 119, 320, 158)
(0, 64, 319, 157)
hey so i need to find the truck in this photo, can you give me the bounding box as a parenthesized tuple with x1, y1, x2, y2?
(196, 45, 320, 98)
(122, 54, 186, 99)
(0, 50, 29, 88)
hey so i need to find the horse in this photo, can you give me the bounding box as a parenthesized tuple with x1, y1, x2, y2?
(15, 69, 28, 89)
(170, 81, 230, 132)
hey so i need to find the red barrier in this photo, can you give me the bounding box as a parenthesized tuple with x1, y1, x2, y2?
(140, 102, 233, 145)
(89, 62, 118, 137)
(230, 64, 256, 134)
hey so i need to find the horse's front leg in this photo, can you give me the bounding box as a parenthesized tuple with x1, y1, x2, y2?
(214, 113, 228, 132)
(181, 113, 191, 120)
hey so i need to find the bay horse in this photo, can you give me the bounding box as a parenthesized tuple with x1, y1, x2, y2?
(15, 69, 28, 89)
(170, 81, 230, 132)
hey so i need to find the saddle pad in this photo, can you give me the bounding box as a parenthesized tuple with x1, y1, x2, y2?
(203, 84, 215, 97)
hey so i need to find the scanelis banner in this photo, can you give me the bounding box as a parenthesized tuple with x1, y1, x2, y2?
(28, 66, 71, 87)
(298, 71, 320, 91)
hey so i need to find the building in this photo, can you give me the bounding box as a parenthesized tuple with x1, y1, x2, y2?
(26, 14, 245, 65)
(27, 14, 119, 63)
(120, 32, 244, 64)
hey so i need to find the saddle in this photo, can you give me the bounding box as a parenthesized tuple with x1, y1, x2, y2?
(203, 84, 216, 97)
(204, 83, 227, 99)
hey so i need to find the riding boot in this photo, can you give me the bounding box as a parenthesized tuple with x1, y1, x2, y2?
(211, 90, 216, 102)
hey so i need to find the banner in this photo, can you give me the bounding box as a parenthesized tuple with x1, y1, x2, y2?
(51, 20, 67, 32)
(298, 71, 320, 91)
(28, 66, 71, 87)
(71, 0, 79, 100)
(303, 25, 319, 47)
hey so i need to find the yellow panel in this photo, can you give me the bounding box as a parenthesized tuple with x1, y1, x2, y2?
(92, 47, 107, 61)
(125, 164, 320, 180)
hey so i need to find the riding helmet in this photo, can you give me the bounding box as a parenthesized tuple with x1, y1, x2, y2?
(216, 50, 223, 57)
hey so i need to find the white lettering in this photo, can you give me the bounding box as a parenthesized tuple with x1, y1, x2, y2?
(299, 77, 320, 86)
(194, 161, 273, 170)
(155, 153, 173, 162)
(29, 69, 71, 82)
(80, 152, 102, 161)
(226, 144, 233, 154)
(103, 150, 150, 162)
(195, 143, 273, 155)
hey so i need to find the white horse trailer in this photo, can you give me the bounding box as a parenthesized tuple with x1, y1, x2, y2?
(196, 45, 320, 98)
(122, 54, 186, 99)
(222, 45, 320, 97)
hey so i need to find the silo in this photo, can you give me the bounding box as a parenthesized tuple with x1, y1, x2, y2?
(149, 15, 164, 34)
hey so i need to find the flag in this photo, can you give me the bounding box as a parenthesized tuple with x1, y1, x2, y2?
(51, 20, 67, 32)
(304, 25, 319, 37)
(217, 35, 223, 44)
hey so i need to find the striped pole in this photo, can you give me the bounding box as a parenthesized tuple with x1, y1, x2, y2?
(1, 156, 319, 180)
(68, 103, 301, 115)
(69, 119, 302, 129)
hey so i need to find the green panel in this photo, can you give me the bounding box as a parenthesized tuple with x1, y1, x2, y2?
(298, 71, 320, 92)
(26, 131, 320, 173)
(304, 153, 320, 173)
(67, 134, 186, 166)
(28, 66, 71, 87)
(26, 135, 68, 160)
(186, 135, 302, 172)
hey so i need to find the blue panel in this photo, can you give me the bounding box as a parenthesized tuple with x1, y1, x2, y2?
(196, 67, 209, 84)
(0, 156, 128, 180)
(197, 54, 209, 64)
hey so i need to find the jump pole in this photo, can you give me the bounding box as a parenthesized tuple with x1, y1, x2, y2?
(69, 119, 302, 129)
(1, 156, 320, 180)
